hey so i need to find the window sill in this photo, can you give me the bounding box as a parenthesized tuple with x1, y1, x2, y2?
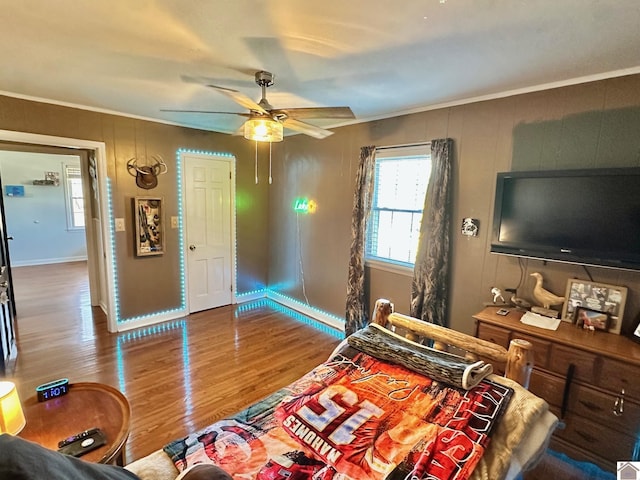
(365, 258, 413, 277)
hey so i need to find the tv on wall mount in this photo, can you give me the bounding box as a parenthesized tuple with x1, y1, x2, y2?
(490, 167, 640, 271)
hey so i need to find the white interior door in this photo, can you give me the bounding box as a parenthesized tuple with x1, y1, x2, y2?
(184, 154, 234, 313)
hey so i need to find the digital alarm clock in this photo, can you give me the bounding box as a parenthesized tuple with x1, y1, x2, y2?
(36, 378, 70, 402)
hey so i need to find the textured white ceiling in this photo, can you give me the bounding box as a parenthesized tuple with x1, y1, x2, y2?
(1, 0, 639, 136)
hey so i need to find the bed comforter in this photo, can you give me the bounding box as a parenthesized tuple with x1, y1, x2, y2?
(163, 343, 514, 480)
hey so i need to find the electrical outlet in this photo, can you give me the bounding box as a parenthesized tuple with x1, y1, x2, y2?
(114, 218, 125, 232)
(171, 216, 178, 229)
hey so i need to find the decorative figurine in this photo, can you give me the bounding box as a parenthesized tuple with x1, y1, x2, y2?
(491, 287, 505, 304)
(530, 272, 565, 309)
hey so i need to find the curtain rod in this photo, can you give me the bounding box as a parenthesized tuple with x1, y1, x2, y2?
(375, 141, 431, 151)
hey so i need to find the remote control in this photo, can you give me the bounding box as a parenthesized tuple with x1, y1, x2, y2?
(58, 427, 101, 449)
(57, 428, 106, 458)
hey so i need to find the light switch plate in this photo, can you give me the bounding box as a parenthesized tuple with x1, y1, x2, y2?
(171, 216, 178, 229)
(114, 218, 125, 232)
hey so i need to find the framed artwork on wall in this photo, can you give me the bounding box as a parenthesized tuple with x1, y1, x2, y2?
(562, 279, 627, 334)
(134, 196, 164, 256)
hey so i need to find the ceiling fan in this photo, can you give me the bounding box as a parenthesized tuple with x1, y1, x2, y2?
(162, 71, 355, 141)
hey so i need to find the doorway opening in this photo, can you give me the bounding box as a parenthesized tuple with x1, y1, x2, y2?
(0, 130, 114, 335)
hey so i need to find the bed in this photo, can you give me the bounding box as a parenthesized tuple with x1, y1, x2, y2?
(126, 300, 558, 480)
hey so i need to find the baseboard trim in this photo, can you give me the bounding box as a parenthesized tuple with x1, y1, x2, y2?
(117, 291, 346, 336)
(266, 291, 345, 333)
(236, 289, 345, 334)
(115, 308, 188, 333)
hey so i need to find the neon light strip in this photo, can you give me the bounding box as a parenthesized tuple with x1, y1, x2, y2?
(176, 150, 186, 311)
(236, 288, 345, 336)
(115, 320, 192, 412)
(236, 288, 268, 299)
(267, 290, 344, 324)
(235, 298, 343, 338)
(106, 179, 121, 322)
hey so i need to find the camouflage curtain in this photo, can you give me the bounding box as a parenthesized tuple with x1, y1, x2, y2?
(345, 145, 376, 337)
(410, 138, 453, 327)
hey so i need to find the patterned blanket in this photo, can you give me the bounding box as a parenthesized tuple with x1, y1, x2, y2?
(163, 345, 512, 480)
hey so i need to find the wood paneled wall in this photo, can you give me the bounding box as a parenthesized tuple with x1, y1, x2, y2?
(0, 96, 270, 319)
(269, 75, 640, 335)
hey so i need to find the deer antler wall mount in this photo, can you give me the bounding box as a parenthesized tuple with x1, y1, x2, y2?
(127, 155, 168, 189)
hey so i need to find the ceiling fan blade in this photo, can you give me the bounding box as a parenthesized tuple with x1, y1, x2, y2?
(161, 109, 250, 116)
(207, 85, 268, 115)
(272, 106, 355, 120)
(282, 118, 334, 139)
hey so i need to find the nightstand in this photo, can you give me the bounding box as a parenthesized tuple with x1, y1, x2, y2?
(19, 382, 131, 465)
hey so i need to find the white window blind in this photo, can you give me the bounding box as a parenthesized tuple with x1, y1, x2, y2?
(366, 145, 431, 267)
(64, 165, 85, 229)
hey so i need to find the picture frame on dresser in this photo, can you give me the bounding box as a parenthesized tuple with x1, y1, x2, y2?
(561, 278, 627, 334)
(574, 307, 610, 332)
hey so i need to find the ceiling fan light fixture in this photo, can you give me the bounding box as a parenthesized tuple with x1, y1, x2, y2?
(244, 117, 283, 142)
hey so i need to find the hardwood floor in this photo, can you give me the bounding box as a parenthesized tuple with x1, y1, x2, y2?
(10, 262, 341, 464)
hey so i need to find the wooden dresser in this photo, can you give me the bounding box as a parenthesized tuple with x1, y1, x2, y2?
(474, 306, 640, 472)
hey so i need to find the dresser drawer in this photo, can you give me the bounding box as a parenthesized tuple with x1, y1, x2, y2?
(567, 383, 640, 433)
(548, 344, 597, 383)
(555, 412, 637, 462)
(476, 323, 510, 349)
(598, 357, 640, 401)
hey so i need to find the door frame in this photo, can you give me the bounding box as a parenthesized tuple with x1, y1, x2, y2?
(0, 130, 115, 331)
(180, 151, 237, 311)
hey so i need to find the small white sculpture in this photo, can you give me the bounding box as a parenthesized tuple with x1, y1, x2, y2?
(530, 272, 565, 309)
(491, 287, 505, 304)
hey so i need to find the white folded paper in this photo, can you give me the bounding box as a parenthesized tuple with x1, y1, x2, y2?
(520, 311, 561, 331)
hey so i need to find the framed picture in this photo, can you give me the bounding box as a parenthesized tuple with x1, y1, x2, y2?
(562, 279, 627, 334)
(134, 197, 164, 256)
(574, 307, 610, 332)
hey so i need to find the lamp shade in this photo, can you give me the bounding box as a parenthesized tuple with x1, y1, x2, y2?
(0, 381, 25, 435)
(244, 117, 283, 143)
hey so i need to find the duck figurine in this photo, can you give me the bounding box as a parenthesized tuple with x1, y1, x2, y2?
(530, 272, 565, 309)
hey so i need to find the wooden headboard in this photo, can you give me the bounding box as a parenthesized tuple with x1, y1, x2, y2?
(371, 299, 534, 388)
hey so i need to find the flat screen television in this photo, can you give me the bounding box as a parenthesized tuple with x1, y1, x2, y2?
(490, 168, 640, 271)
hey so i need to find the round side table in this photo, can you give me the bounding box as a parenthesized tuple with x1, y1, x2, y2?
(19, 382, 131, 465)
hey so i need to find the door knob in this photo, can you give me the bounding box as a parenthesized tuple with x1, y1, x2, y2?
(189, 245, 196, 251)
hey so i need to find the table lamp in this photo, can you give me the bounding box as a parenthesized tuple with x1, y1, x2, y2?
(0, 381, 26, 435)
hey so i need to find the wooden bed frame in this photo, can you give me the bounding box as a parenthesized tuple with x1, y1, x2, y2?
(371, 299, 534, 388)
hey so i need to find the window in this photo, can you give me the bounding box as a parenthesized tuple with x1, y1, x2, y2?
(366, 146, 431, 269)
(64, 165, 85, 229)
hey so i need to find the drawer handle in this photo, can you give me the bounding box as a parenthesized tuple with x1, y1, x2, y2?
(576, 429, 597, 443)
(578, 400, 603, 412)
(613, 389, 625, 417)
